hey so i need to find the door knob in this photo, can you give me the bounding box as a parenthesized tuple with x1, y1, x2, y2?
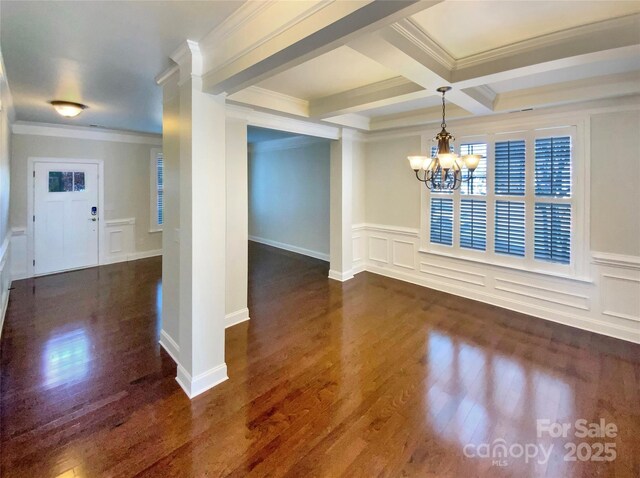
(89, 218, 97, 222)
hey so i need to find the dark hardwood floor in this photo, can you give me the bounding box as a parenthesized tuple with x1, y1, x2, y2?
(1, 242, 638, 477)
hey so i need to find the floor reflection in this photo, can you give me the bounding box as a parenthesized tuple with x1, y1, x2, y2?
(425, 330, 574, 450)
(43, 328, 91, 388)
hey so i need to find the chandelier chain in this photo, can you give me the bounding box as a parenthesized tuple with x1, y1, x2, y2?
(441, 91, 446, 129)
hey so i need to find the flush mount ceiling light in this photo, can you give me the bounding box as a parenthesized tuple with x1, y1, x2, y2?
(50, 100, 87, 118)
(408, 86, 480, 191)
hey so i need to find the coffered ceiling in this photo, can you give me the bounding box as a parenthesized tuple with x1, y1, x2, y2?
(2, 0, 640, 134)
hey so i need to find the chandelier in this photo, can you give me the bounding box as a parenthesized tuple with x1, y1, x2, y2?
(408, 86, 480, 191)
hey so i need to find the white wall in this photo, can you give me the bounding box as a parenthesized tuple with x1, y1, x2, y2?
(9, 128, 163, 277)
(248, 138, 330, 260)
(356, 102, 640, 343)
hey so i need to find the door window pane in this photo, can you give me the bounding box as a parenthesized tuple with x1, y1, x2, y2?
(73, 172, 85, 191)
(49, 172, 73, 192)
(48, 171, 86, 192)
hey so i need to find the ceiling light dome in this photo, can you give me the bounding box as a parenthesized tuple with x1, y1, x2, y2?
(50, 100, 87, 118)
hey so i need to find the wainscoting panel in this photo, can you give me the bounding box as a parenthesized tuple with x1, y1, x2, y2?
(600, 271, 640, 323)
(353, 225, 640, 343)
(10, 228, 27, 280)
(0, 234, 11, 336)
(392, 240, 416, 270)
(420, 260, 486, 287)
(368, 236, 389, 264)
(103, 218, 136, 264)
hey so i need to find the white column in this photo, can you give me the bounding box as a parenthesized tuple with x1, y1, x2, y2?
(159, 69, 181, 363)
(172, 41, 228, 398)
(329, 129, 355, 281)
(225, 115, 249, 327)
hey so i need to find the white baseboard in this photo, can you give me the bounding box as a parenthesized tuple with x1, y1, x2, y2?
(0, 285, 8, 340)
(225, 308, 250, 328)
(176, 363, 228, 399)
(328, 269, 354, 282)
(159, 329, 180, 364)
(249, 236, 329, 262)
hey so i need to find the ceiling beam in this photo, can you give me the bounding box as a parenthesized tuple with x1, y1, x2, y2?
(493, 71, 640, 112)
(308, 77, 429, 118)
(228, 86, 309, 117)
(348, 20, 495, 115)
(201, 0, 440, 96)
(452, 14, 640, 88)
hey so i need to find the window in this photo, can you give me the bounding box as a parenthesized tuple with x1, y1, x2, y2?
(150, 149, 163, 232)
(49, 171, 85, 192)
(423, 124, 581, 276)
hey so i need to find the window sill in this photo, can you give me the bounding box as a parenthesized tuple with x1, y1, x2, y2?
(418, 248, 593, 284)
(149, 228, 163, 233)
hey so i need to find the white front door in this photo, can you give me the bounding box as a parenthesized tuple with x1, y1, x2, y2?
(34, 162, 99, 275)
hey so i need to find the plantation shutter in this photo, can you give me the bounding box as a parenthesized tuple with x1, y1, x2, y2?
(495, 140, 525, 196)
(535, 136, 571, 197)
(534, 203, 571, 264)
(534, 135, 571, 264)
(460, 199, 486, 251)
(494, 201, 525, 257)
(156, 152, 164, 226)
(430, 198, 453, 246)
(460, 143, 487, 195)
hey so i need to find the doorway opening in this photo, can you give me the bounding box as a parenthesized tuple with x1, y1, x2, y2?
(247, 126, 331, 263)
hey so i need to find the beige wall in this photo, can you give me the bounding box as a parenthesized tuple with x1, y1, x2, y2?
(364, 135, 421, 228)
(11, 133, 162, 253)
(249, 140, 330, 257)
(590, 110, 640, 256)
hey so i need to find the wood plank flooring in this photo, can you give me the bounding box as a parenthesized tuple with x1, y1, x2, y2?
(1, 242, 638, 477)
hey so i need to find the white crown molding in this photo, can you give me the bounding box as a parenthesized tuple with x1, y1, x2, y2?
(455, 13, 640, 70)
(201, 1, 275, 47)
(390, 18, 456, 71)
(155, 64, 179, 86)
(229, 86, 309, 117)
(12, 121, 162, 145)
(200, 0, 332, 82)
(364, 95, 640, 142)
(249, 134, 328, 153)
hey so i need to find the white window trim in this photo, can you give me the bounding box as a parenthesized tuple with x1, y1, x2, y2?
(149, 148, 163, 233)
(419, 115, 590, 282)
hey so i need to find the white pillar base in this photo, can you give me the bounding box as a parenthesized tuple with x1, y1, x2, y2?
(176, 363, 228, 399)
(328, 269, 354, 282)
